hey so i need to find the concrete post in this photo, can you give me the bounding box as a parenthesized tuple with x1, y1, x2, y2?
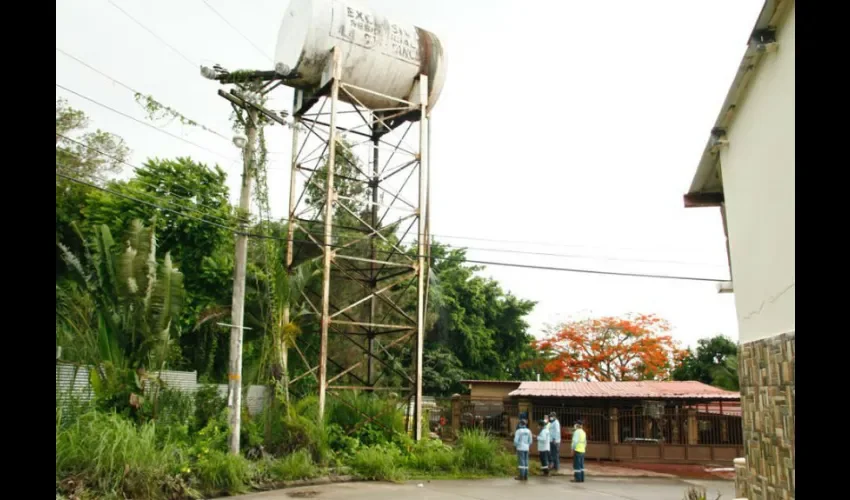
(610, 408, 619, 444)
(687, 408, 699, 445)
(451, 394, 461, 438)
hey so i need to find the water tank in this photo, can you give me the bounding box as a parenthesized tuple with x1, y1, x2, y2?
(274, 0, 446, 111)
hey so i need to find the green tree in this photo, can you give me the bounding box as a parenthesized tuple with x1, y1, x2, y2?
(422, 346, 467, 396)
(80, 157, 235, 374)
(57, 220, 185, 413)
(421, 243, 537, 388)
(56, 99, 130, 280)
(672, 334, 739, 390)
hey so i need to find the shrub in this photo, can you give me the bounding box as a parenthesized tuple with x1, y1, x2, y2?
(55, 411, 188, 499)
(193, 450, 253, 496)
(327, 392, 405, 446)
(348, 444, 405, 482)
(264, 397, 331, 464)
(151, 387, 195, 427)
(194, 384, 226, 432)
(269, 449, 320, 481)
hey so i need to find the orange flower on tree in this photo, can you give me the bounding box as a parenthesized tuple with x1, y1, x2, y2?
(523, 313, 686, 381)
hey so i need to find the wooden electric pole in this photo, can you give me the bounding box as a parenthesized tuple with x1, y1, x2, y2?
(227, 108, 259, 455)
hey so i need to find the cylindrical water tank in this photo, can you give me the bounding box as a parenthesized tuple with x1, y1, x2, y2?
(274, 0, 446, 111)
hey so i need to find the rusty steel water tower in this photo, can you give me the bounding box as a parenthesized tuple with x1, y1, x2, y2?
(205, 0, 445, 443)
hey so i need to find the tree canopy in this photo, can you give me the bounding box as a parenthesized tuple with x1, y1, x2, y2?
(526, 313, 686, 381)
(672, 334, 739, 390)
(55, 101, 539, 396)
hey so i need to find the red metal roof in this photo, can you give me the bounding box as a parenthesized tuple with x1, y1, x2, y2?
(508, 381, 740, 400)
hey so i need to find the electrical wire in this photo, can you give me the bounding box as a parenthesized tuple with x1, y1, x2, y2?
(56, 83, 237, 162)
(56, 46, 233, 143)
(56, 137, 234, 225)
(201, 0, 273, 63)
(57, 165, 729, 283)
(107, 0, 198, 69)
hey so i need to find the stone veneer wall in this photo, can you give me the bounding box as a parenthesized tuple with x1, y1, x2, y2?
(738, 332, 795, 500)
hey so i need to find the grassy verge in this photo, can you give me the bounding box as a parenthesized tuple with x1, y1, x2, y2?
(56, 400, 515, 499)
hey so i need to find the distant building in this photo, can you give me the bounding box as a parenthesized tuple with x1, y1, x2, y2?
(682, 0, 794, 497)
(507, 381, 742, 463)
(460, 379, 521, 401)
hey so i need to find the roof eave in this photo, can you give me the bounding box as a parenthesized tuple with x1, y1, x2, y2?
(683, 0, 791, 207)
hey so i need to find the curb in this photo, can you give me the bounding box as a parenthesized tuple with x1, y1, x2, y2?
(219, 476, 362, 499)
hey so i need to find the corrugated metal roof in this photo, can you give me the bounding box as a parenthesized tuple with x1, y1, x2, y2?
(460, 380, 523, 385)
(508, 381, 740, 400)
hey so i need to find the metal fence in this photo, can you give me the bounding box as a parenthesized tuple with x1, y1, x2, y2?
(617, 408, 743, 446)
(458, 397, 513, 436)
(55, 363, 270, 416)
(533, 406, 610, 443)
(524, 406, 743, 447)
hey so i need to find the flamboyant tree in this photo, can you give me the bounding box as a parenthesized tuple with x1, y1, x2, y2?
(527, 313, 687, 381)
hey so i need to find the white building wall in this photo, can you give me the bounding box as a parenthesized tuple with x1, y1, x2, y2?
(720, 5, 795, 343)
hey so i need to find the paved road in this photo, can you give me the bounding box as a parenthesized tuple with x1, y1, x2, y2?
(226, 477, 734, 500)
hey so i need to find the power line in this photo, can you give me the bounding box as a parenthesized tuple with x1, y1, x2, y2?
(414, 242, 724, 268)
(58, 166, 728, 283)
(56, 83, 237, 162)
(267, 211, 726, 268)
(56, 46, 233, 143)
(107, 0, 198, 69)
(57, 135, 234, 225)
(57, 170, 236, 232)
(458, 259, 727, 283)
(201, 0, 273, 63)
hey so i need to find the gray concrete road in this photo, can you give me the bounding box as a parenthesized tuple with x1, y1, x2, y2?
(225, 477, 734, 500)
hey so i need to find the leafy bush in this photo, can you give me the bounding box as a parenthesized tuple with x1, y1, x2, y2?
(194, 384, 226, 432)
(348, 444, 405, 482)
(264, 397, 331, 464)
(240, 408, 265, 456)
(268, 449, 320, 481)
(190, 410, 230, 457)
(193, 450, 252, 496)
(55, 411, 189, 499)
(327, 392, 405, 446)
(152, 387, 195, 427)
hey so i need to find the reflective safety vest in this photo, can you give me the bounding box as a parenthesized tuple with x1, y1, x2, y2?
(572, 428, 587, 453)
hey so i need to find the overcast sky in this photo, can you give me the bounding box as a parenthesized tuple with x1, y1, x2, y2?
(56, 0, 765, 349)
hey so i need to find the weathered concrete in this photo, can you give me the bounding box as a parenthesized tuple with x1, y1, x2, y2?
(223, 477, 735, 500)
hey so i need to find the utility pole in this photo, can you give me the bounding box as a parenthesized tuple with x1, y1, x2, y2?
(227, 108, 259, 455)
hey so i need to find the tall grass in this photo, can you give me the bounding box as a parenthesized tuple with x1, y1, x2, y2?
(457, 428, 502, 472)
(55, 411, 188, 499)
(193, 450, 252, 496)
(348, 444, 405, 482)
(268, 449, 320, 481)
(404, 438, 459, 474)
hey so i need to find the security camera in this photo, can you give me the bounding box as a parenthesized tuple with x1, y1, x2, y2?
(233, 134, 248, 149)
